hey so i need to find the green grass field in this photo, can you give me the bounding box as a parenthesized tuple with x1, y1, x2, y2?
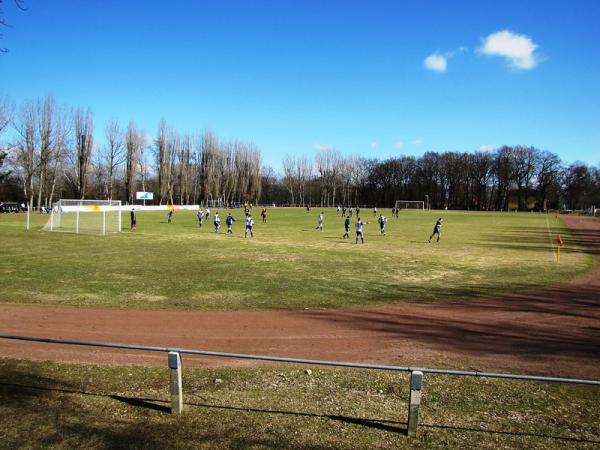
(1, 359, 598, 449)
(0, 208, 593, 310)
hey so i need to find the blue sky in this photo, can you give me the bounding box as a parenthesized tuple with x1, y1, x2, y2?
(1, 0, 599, 170)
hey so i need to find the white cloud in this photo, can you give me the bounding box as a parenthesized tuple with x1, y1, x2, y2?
(395, 141, 404, 149)
(478, 144, 494, 153)
(424, 52, 447, 72)
(313, 143, 333, 151)
(478, 30, 539, 70)
(370, 141, 378, 149)
(412, 139, 423, 146)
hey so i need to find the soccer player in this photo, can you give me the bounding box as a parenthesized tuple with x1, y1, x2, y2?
(378, 214, 387, 235)
(245, 215, 254, 238)
(343, 215, 351, 239)
(373, 206, 377, 217)
(197, 208, 204, 228)
(336, 205, 341, 215)
(167, 209, 174, 223)
(355, 217, 368, 244)
(316, 212, 324, 231)
(205, 207, 210, 221)
(356, 206, 361, 217)
(226, 213, 235, 234)
(130, 208, 137, 231)
(214, 211, 221, 234)
(261, 207, 267, 223)
(342, 206, 347, 216)
(428, 218, 443, 243)
(349, 207, 353, 217)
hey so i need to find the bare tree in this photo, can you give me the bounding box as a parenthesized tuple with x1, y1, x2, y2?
(0, 94, 15, 182)
(73, 107, 94, 199)
(13, 100, 36, 208)
(155, 118, 173, 205)
(46, 111, 69, 207)
(282, 154, 296, 205)
(35, 96, 57, 208)
(536, 150, 561, 210)
(101, 119, 125, 200)
(124, 121, 143, 204)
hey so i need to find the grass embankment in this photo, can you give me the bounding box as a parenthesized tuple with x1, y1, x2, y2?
(0, 359, 598, 449)
(0, 209, 593, 310)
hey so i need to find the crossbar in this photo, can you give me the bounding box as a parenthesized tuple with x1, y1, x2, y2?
(1, 334, 599, 386)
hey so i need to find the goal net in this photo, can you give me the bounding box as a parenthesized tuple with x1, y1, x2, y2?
(42, 199, 122, 235)
(395, 200, 425, 210)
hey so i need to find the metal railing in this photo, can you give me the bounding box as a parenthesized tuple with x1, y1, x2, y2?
(1, 334, 599, 436)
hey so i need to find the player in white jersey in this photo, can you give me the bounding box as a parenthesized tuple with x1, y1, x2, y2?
(245, 215, 255, 238)
(355, 217, 368, 244)
(213, 212, 221, 234)
(316, 212, 324, 231)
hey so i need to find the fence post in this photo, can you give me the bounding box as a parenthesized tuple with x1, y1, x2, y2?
(168, 351, 183, 414)
(407, 370, 423, 437)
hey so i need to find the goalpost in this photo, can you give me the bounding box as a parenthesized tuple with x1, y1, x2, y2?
(42, 199, 122, 235)
(395, 200, 425, 210)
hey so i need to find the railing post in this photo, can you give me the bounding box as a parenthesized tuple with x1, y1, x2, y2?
(168, 351, 183, 414)
(407, 370, 423, 437)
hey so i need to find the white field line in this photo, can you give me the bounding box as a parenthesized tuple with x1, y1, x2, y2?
(545, 213, 556, 262)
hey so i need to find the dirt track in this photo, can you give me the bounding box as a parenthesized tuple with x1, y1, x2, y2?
(1, 216, 599, 378)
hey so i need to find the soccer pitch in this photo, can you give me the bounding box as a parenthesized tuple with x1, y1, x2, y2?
(0, 209, 593, 310)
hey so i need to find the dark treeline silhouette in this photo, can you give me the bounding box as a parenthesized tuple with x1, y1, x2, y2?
(260, 147, 600, 211)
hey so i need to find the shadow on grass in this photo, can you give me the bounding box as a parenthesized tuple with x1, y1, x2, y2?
(1, 374, 598, 445)
(0, 381, 171, 413)
(420, 423, 600, 445)
(479, 222, 600, 255)
(184, 396, 407, 434)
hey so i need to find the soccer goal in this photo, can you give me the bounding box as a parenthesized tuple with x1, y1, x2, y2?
(42, 199, 122, 235)
(395, 200, 425, 210)
(206, 199, 224, 209)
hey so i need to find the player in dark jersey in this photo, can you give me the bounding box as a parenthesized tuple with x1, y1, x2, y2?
(226, 213, 235, 234)
(428, 218, 443, 242)
(343, 215, 351, 239)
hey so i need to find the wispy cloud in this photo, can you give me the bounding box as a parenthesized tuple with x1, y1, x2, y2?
(412, 139, 423, 146)
(395, 141, 404, 149)
(424, 52, 447, 72)
(313, 143, 334, 151)
(370, 141, 378, 149)
(478, 30, 539, 70)
(424, 47, 467, 72)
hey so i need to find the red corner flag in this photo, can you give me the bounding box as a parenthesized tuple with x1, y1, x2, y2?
(557, 235, 564, 247)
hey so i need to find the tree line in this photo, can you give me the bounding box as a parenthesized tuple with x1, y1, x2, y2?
(264, 147, 599, 211)
(1, 95, 599, 211)
(0, 95, 262, 209)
